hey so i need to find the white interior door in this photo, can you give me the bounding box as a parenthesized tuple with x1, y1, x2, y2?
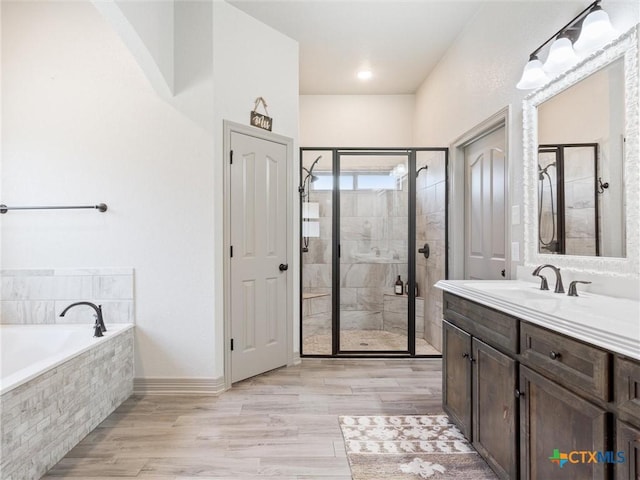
(230, 130, 288, 383)
(464, 128, 506, 280)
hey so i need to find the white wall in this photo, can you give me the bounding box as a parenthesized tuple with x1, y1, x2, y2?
(114, 0, 175, 93)
(1, 0, 299, 382)
(412, 0, 639, 277)
(1, 0, 216, 380)
(212, 1, 299, 362)
(300, 95, 414, 147)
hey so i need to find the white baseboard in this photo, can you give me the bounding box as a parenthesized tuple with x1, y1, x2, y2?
(292, 351, 301, 365)
(133, 377, 226, 396)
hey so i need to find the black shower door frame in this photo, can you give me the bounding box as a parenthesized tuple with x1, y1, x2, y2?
(299, 147, 448, 358)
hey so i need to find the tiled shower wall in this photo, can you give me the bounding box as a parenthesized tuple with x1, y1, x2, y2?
(0, 268, 134, 325)
(416, 152, 447, 351)
(340, 185, 409, 331)
(303, 155, 447, 353)
(303, 181, 409, 335)
(564, 148, 597, 256)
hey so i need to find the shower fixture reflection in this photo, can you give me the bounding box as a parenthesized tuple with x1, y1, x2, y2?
(300, 155, 322, 253)
(299, 155, 322, 200)
(537, 143, 600, 256)
(538, 162, 558, 253)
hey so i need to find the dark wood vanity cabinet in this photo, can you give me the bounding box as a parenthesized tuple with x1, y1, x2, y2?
(615, 356, 640, 480)
(519, 365, 608, 480)
(472, 338, 518, 479)
(442, 291, 640, 480)
(443, 320, 472, 438)
(443, 294, 518, 479)
(615, 420, 640, 480)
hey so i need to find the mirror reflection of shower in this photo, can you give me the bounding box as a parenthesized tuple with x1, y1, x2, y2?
(538, 160, 558, 253)
(537, 144, 600, 256)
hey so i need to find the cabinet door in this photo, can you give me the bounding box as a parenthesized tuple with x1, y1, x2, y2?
(472, 338, 518, 479)
(443, 320, 472, 439)
(519, 365, 608, 480)
(615, 420, 640, 480)
(616, 356, 640, 426)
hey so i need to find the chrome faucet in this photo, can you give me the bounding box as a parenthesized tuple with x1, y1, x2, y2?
(532, 264, 565, 293)
(60, 302, 106, 337)
(371, 246, 380, 257)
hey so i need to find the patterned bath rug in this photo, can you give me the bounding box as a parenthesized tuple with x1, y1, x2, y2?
(339, 415, 498, 480)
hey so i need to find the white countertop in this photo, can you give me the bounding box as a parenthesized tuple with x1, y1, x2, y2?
(435, 280, 640, 360)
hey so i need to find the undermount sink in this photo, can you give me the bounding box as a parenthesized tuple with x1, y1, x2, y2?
(462, 281, 558, 301)
(435, 279, 640, 361)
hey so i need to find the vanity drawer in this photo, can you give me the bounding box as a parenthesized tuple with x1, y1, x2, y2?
(443, 292, 518, 354)
(520, 322, 610, 403)
(615, 355, 640, 426)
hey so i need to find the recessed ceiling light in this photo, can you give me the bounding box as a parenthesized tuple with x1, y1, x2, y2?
(357, 70, 373, 80)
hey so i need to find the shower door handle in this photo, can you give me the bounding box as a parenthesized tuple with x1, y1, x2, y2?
(418, 243, 430, 259)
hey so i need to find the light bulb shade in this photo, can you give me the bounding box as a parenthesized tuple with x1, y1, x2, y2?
(517, 57, 549, 90)
(543, 37, 579, 75)
(574, 8, 616, 56)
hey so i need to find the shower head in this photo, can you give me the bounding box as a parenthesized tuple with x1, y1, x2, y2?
(538, 162, 556, 180)
(308, 155, 322, 175)
(416, 165, 428, 177)
(302, 167, 319, 183)
(300, 155, 323, 197)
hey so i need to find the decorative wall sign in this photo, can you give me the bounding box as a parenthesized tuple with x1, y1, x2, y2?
(251, 96, 272, 131)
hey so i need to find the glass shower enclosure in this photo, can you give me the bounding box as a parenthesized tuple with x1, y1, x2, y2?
(300, 148, 448, 357)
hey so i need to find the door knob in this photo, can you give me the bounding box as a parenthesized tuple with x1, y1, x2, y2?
(418, 243, 430, 259)
(279, 263, 289, 272)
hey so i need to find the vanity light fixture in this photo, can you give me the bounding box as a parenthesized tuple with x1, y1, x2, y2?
(544, 36, 580, 75)
(517, 54, 549, 90)
(574, 4, 617, 54)
(516, 0, 616, 90)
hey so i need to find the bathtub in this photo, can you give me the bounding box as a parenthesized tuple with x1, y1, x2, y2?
(0, 323, 134, 480)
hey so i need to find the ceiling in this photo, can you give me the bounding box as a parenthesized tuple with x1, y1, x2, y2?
(228, 1, 483, 95)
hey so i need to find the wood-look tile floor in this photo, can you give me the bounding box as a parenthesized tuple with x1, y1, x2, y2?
(43, 358, 443, 479)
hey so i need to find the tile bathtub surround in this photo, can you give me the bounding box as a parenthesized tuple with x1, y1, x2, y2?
(0, 327, 134, 480)
(0, 268, 134, 324)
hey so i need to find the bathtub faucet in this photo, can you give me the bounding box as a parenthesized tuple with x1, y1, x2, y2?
(60, 302, 106, 337)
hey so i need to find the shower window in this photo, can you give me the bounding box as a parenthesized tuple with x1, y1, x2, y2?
(312, 173, 399, 191)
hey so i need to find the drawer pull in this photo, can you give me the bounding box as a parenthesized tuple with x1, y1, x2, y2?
(515, 388, 525, 399)
(549, 351, 562, 360)
(462, 353, 469, 359)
